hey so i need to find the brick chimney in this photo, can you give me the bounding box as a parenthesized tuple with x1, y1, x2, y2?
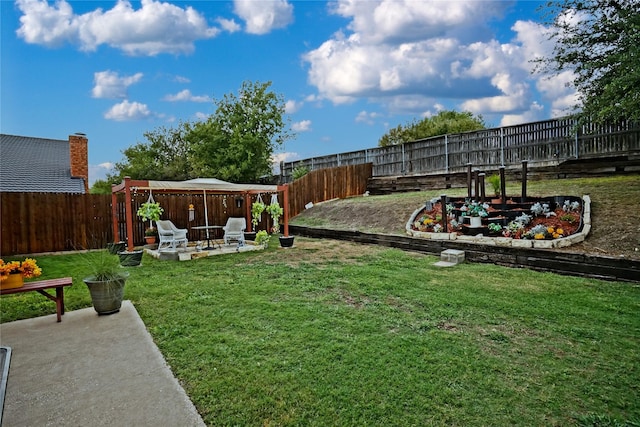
(69, 133, 89, 193)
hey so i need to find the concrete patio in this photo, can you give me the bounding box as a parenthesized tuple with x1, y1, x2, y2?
(145, 239, 264, 261)
(0, 301, 205, 426)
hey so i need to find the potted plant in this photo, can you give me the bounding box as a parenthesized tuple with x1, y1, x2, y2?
(461, 200, 489, 227)
(255, 230, 270, 247)
(266, 200, 284, 234)
(251, 199, 266, 231)
(487, 174, 501, 199)
(106, 241, 126, 255)
(117, 249, 144, 267)
(0, 258, 42, 290)
(266, 197, 294, 247)
(82, 250, 128, 315)
(144, 227, 158, 245)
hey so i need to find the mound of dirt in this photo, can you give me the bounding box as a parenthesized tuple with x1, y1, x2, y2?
(293, 193, 640, 260)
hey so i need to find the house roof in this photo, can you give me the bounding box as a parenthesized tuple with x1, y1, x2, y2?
(0, 134, 86, 193)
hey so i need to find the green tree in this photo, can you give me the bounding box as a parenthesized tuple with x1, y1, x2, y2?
(378, 110, 485, 147)
(110, 122, 194, 182)
(90, 179, 113, 194)
(189, 80, 293, 182)
(536, 0, 640, 124)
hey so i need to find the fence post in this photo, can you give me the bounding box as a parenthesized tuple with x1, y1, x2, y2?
(574, 119, 580, 159)
(440, 194, 448, 232)
(467, 163, 473, 199)
(500, 127, 505, 166)
(445, 135, 449, 172)
(401, 143, 406, 174)
(521, 160, 528, 202)
(499, 166, 506, 205)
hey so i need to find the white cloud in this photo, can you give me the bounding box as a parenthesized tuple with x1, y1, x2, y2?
(92, 71, 143, 99)
(233, 0, 294, 35)
(174, 75, 191, 84)
(499, 102, 545, 126)
(194, 112, 209, 120)
(303, 0, 563, 123)
(292, 120, 312, 132)
(88, 162, 115, 185)
(271, 151, 299, 173)
(285, 99, 303, 114)
(16, 0, 219, 56)
(217, 17, 241, 33)
(104, 100, 151, 121)
(163, 89, 210, 102)
(355, 110, 383, 125)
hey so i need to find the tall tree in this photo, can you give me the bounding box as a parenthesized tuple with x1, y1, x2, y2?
(379, 110, 486, 147)
(536, 0, 640, 123)
(189, 80, 293, 182)
(110, 122, 194, 182)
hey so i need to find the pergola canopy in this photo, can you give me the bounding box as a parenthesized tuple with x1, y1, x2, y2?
(111, 176, 289, 250)
(114, 177, 278, 194)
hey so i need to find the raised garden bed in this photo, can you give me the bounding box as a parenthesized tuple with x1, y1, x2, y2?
(407, 195, 590, 250)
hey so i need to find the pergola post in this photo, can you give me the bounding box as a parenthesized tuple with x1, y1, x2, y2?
(244, 192, 252, 232)
(279, 184, 289, 237)
(123, 176, 135, 251)
(111, 185, 119, 242)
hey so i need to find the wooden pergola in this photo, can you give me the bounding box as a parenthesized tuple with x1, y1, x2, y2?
(111, 176, 290, 251)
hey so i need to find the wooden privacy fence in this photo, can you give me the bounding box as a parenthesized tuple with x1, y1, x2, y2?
(1, 164, 372, 255)
(281, 116, 640, 181)
(1, 192, 113, 255)
(286, 163, 373, 217)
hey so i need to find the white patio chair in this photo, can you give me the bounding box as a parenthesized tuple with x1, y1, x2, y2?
(155, 220, 188, 251)
(223, 217, 246, 246)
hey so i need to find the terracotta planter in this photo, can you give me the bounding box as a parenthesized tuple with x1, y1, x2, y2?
(145, 236, 157, 244)
(1, 274, 24, 290)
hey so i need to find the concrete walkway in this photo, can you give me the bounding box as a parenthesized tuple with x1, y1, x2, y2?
(0, 301, 205, 426)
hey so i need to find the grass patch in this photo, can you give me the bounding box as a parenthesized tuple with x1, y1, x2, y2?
(2, 240, 639, 425)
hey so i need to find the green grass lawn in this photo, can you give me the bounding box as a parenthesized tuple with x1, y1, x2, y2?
(2, 240, 639, 426)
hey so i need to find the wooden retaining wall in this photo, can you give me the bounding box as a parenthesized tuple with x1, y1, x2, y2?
(289, 226, 640, 284)
(367, 157, 640, 194)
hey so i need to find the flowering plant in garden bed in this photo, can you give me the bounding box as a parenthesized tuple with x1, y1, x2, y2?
(412, 198, 582, 239)
(0, 258, 42, 281)
(412, 202, 460, 232)
(503, 199, 581, 239)
(461, 200, 489, 217)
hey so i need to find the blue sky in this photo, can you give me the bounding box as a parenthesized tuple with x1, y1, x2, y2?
(1, 0, 577, 184)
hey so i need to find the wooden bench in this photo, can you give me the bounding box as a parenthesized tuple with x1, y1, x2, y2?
(1, 277, 73, 322)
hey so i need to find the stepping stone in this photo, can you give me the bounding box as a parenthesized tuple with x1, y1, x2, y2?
(434, 249, 465, 267)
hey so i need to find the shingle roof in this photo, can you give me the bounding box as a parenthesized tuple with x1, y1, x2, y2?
(0, 134, 86, 193)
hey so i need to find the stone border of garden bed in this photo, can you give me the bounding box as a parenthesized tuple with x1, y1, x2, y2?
(406, 195, 591, 250)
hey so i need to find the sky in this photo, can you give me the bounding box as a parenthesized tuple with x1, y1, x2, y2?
(1, 0, 578, 185)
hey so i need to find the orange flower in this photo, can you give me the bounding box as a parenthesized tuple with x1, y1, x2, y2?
(556, 228, 564, 235)
(0, 258, 42, 281)
(547, 227, 555, 234)
(534, 233, 545, 240)
(552, 233, 560, 239)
